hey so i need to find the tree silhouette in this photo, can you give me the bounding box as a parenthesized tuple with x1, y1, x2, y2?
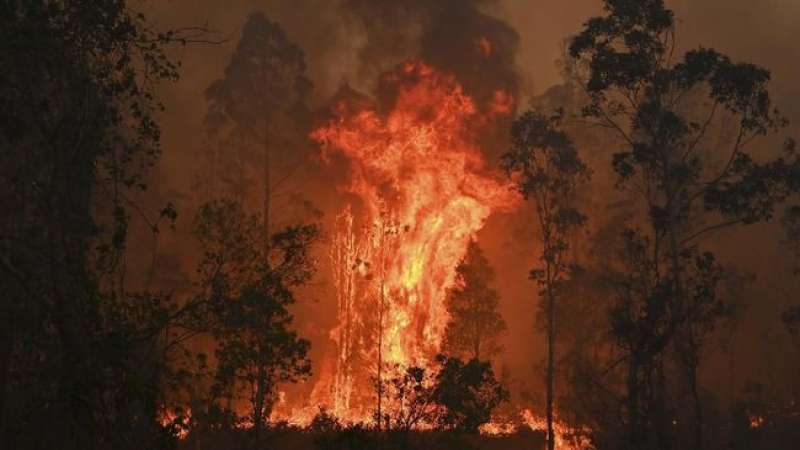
(442, 240, 507, 361)
(0, 2, 185, 448)
(202, 11, 312, 234)
(783, 206, 800, 274)
(386, 365, 437, 432)
(193, 200, 316, 446)
(502, 110, 588, 450)
(432, 355, 509, 433)
(569, 1, 798, 448)
(782, 206, 800, 377)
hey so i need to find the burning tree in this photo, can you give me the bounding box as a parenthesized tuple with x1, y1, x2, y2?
(300, 61, 518, 424)
(442, 240, 507, 362)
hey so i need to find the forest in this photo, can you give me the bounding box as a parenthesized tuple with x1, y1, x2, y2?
(1, 1, 799, 450)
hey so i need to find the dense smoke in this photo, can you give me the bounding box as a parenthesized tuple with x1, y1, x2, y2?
(342, 0, 519, 105)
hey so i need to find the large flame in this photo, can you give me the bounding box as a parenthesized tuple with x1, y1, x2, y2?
(265, 60, 591, 449)
(274, 61, 518, 423)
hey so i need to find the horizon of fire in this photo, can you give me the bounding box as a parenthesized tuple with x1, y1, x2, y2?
(277, 61, 520, 423)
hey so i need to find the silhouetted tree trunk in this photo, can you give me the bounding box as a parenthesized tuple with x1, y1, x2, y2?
(264, 116, 271, 249)
(473, 330, 481, 361)
(253, 362, 267, 448)
(627, 356, 641, 450)
(376, 216, 388, 430)
(689, 365, 703, 450)
(0, 318, 11, 444)
(503, 111, 588, 450)
(545, 278, 556, 450)
(678, 329, 703, 450)
(253, 78, 271, 450)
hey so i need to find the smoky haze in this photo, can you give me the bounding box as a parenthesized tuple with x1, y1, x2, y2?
(135, 0, 800, 407)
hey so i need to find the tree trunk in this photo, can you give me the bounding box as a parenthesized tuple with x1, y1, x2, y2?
(654, 358, 672, 450)
(376, 218, 387, 430)
(546, 281, 556, 450)
(256, 117, 273, 449)
(0, 318, 12, 445)
(686, 335, 703, 450)
(376, 296, 384, 430)
(253, 364, 267, 449)
(690, 365, 703, 450)
(627, 357, 641, 450)
(263, 117, 271, 251)
(47, 137, 97, 450)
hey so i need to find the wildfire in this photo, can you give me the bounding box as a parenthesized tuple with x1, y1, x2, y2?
(520, 409, 593, 450)
(274, 61, 518, 424)
(478, 409, 592, 450)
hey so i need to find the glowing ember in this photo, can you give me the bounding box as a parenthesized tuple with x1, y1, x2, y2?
(273, 61, 518, 424)
(475, 36, 493, 57)
(748, 414, 765, 429)
(159, 408, 191, 440)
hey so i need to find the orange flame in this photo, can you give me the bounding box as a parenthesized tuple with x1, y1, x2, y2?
(159, 408, 191, 440)
(275, 61, 518, 424)
(478, 409, 593, 450)
(519, 409, 593, 450)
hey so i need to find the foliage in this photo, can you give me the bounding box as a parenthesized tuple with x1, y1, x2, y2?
(192, 199, 316, 434)
(199, 11, 313, 206)
(502, 109, 588, 450)
(2, 2, 799, 450)
(567, 0, 798, 448)
(782, 205, 800, 274)
(204, 11, 311, 133)
(386, 365, 438, 432)
(432, 356, 509, 433)
(442, 240, 507, 361)
(309, 407, 343, 434)
(0, 1, 190, 448)
(372, 356, 509, 434)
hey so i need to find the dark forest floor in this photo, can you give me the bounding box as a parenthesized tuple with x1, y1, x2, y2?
(179, 428, 547, 450)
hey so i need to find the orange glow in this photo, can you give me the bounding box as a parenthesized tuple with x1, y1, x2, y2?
(478, 409, 592, 450)
(488, 89, 514, 117)
(748, 414, 765, 429)
(519, 409, 593, 450)
(475, 36, 493, 57)
(272, 61, 518, 425)
(159, 408, 190, 440)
